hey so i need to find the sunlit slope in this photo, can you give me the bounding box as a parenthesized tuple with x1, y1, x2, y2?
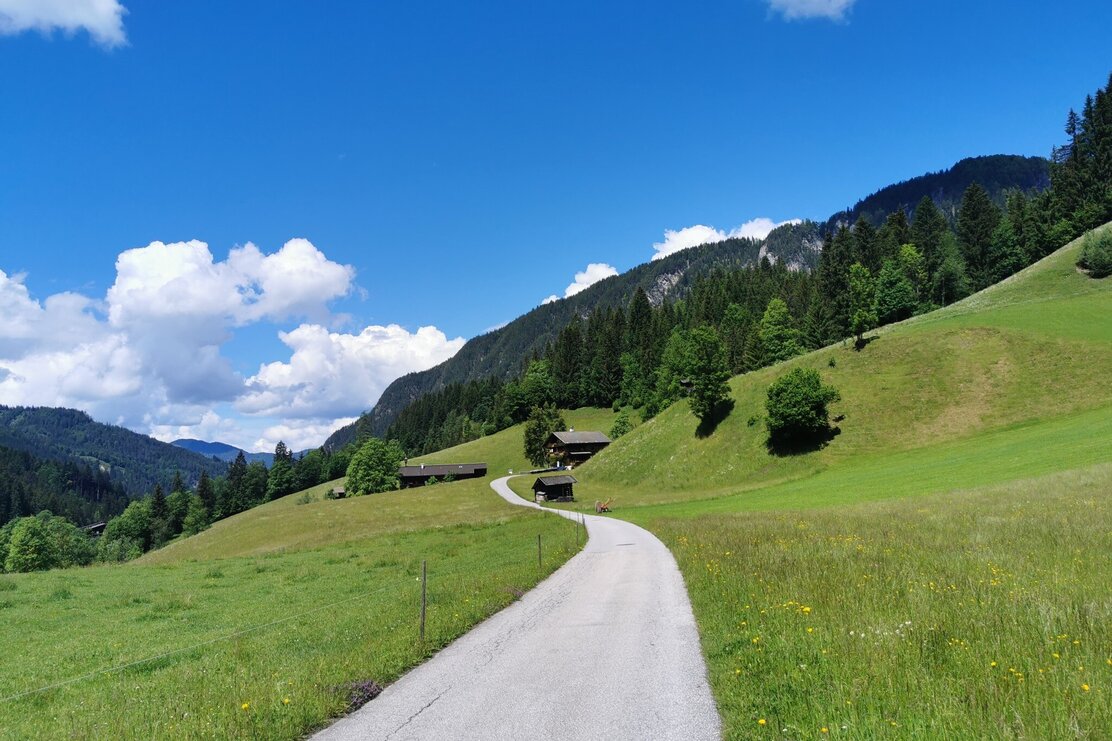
(574, 224, 1112, 508)
(143, 408, 616, 563)
(410, 406, 619, 473)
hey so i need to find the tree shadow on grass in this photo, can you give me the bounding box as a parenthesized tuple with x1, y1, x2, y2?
(695, 399, 735, 439)
(854, 335, 878, 351)
(766, 425, 841, 457)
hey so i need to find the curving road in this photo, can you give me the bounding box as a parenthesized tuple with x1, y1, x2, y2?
(313, 475, 720, 741)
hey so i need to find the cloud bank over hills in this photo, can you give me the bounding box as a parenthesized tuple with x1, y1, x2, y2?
(0, 239, 463, 451)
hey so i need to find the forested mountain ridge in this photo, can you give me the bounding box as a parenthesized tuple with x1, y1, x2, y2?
(326, 154, 1050, 448)
(325, 226, 813, 448)
(0, 444, 130, 526)
(823, 154, 1049, 231)
(0, 406, 228, 496)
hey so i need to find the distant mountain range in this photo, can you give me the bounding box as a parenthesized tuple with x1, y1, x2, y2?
(171, 439, 310, 467)
(324, 153, 1050, 449)
(0, 406, 228, 496)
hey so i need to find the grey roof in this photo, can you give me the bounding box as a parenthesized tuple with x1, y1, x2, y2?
(549, 431, 611, 445)
(399, 463, 487, 477)
(534, 475, 577, 487)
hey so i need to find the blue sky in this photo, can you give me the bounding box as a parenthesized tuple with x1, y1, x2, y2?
(1, 0, 1109, 450)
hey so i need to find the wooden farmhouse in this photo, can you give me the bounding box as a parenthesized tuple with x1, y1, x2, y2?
(532, 475, 577, 502)
(544, 430, 611, 467)
(398, 462, 488, 488)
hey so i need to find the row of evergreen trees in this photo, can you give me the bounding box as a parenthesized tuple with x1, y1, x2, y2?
(81, 445, 352, 566)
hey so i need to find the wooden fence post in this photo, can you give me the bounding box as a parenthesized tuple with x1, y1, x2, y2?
(419, 559, 427, 643)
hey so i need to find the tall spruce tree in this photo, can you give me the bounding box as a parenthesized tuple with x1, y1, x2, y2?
(911, 195, 949, 281)
(852, 216, 883, 274)
(195, 469, 215, 513)
(718, 303, 750, 374)
(957, 182, 1002, 290)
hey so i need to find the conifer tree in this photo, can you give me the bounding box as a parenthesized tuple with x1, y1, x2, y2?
(150, 484, 167, 522)
(874, 259, 916, 325)
(911, 196, 949, 280)
(931, 234, 971, 306)
(896, 244, 927, 301)
(196, 469, 215, 514)
(718, 303, 750, 374)
(879, 210, 912, 262)
(957, 182, 1002, 290)
(848, 263, 878, 347)
(987, 217, 1028, 285)
(852, 216, 882, 274)
(759, 298, 802, 365)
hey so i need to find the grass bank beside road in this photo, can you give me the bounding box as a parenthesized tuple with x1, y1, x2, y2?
(653, 464, 1112, 739)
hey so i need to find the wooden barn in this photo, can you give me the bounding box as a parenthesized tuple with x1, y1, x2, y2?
(532, 475, 577, 502)
(544, 430, 611, 467)
(398, 462, 488, 488)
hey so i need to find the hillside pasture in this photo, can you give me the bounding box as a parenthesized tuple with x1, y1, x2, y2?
(2, 474, 581, 739)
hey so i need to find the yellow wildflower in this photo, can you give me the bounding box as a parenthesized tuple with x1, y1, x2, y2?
(758, 718, 767, 726)
(241, 702, 250, 711)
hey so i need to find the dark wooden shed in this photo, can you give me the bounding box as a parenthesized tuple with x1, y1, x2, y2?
(398, 462, 488, 488)
(544, 431, 611, 467)
(532, 474, 577, 502)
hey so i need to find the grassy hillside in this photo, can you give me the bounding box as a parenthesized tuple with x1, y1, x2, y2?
(540, 225, 1112, 739)
(2, 459, 582, 738)
(528, 226, 1112, 512)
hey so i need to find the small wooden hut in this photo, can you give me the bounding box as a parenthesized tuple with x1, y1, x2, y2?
(532, 474, 577, 502)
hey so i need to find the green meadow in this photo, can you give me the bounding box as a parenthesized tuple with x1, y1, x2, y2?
(0, 484, 579, 739)
(3, 227, 1109, 739)
(529, 228, 1111, 738)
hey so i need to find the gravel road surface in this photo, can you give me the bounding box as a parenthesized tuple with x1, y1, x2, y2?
(312, 475, 720, 740)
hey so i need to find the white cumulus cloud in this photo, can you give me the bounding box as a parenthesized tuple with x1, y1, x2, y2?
(541, 262, 618, 305)
(252, 418, 359, 454)
(651, 217, 802, 260)
(0, 0, 128, 47)
(237, 323, 465, 421)
(766, 0, 856, 21)
(1, 238, 379, 449)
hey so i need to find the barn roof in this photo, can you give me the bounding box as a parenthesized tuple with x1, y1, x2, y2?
(398, 463, 487, 477)
(534, 475, 577, 487)
(549, 431, 611, 445)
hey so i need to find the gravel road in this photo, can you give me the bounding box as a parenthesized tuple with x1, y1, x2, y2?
(312, 475, 720, 740)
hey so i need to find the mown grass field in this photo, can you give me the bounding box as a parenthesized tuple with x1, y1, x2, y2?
(1, 485, 579, 739)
